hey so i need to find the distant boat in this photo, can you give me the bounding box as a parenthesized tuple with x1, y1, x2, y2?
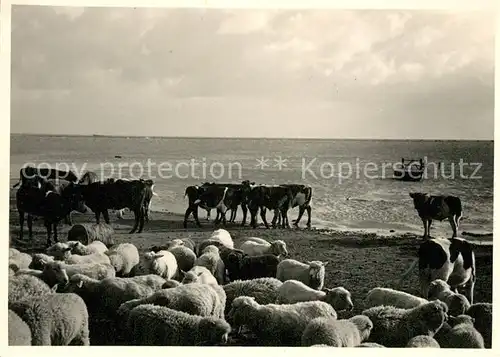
(393, 158, 425, 181)
(114, 155, 122, 159)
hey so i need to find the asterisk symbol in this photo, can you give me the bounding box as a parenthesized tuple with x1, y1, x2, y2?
(274, 156, 288, 170)
(255, 156, 269, 170)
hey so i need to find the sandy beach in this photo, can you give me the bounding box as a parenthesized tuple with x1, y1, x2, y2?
(9, 189, 493, 345)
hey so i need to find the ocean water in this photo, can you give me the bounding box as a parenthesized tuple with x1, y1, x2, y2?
(9, 135, 494, 237)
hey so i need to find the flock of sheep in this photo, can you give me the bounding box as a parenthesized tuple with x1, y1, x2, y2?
(8, 228, 492, 348)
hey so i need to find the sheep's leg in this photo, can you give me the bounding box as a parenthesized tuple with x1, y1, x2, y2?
(448, 216, 458, 238)
(71, 326, 90, 346)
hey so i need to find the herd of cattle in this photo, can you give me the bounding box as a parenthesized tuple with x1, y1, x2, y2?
(12, 166, 315, 246)
(12, 165, 467, 247)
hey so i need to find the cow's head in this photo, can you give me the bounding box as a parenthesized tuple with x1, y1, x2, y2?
(62, 183, 87, 213)
(409, 192, 429, 209)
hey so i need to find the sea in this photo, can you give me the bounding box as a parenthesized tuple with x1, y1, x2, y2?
(9, 134, 494, 238)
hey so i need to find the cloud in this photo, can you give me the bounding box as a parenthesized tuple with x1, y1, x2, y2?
(10, 6, 495, 139)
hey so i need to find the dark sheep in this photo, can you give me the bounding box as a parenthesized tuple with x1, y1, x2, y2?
(225, 253, 280, 281)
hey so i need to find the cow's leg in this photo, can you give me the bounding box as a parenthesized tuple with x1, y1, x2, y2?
(137, 207, 146, 233)
(419, 269, 431, 298)
(421, 219, 428, 238)
(250, 207, 258, 228)
(183, 207, 194, 228)
(94, 211, 101, 224)
(260, 207, 270, 229)
(214, 211, 222, 224)
(130, 208, 140, 234)
(305, 206, 312, 228)
(103, 209, 111, 224)
(53, 223, 59, 243)
(27, 214, 33, 239)
(282, 208, 290, 229)
(271, 209, 279, 228)
(448, 216, 458, 238)
(455, 214, 462, 235)
(467, 275, 475, 305)
(192, 207, 202, 228)
(229, 208, 236, 223)
(45, 221, 52, 247)
(206, 209, 211, 221)
(218, 208, 228, 227)
(65, 213, 72, 226)
(241, 204, 248, 226)
(427, 220, 432, 238)
(294, 206, 305, 227)
(18, 210, 25, 240)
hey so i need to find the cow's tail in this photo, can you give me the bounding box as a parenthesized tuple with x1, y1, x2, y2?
(305, 186, 313, 206)
(398, 258, 418, 285)
(12, 180, 21, 188)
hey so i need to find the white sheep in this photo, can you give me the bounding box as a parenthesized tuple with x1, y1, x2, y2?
(301, 315, 373, 347)
(428, 279, 471, 316)
(240, 239, 288, 257)
(276, 259, 328, 290)
(70, 240, 108, 255)
(9, 273, 56, 302)
(357, 342, 386, 347)
(45, 241, 80, 258)
(223, 277, 283, 316)
(276, 279, 353, 312)
(227, 296, 338, 346)
(118, 283, 226, 319)
(406, 335, 440, 348)
(434, 314, 484, 348)
(39, 260, 116, 288)
(125, 305, 231, 346)
(8, 248, 32, 270)
(181, 265, 218, 286)
(143, 250, 178, 280)
(8, 309, 32, 345)
(362, 300, 448, 347)
(365, 287, 428, 309)
(168, 245, 196, 273)
(194, 245, 225, 284)
(65, 274, 160, 314)
(210, 228, 234, 249)
(8, 293, 90, 345)
(105, 243, 140, 277)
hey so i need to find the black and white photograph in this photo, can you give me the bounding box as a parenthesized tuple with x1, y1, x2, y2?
(4, 0, 497, 349)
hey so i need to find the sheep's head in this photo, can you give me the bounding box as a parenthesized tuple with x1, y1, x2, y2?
(144, 251, 164, 261)
(448, 314, 475, 327)
(349, 315, 373, 342)
(196, 317, 231, 346)
(65, 273, 95, 293)
(181, 271, 199, 284)
(29, 253, 54, 270)
(270, 240, 288, 257)
(46, 242, 72, 260)
(167, 239, 185, 249)
(324, 287, 353, 312)
(69, 241, 87, 255)
(227, 296, 258, 327)
(43, 261, 70, 288)
(447, 293, 471, 317)
(412, 300, 448, 334)
(202, 245, 220, 255)
(428, 279, 451, 299)
(162, 279, 181, 289)
(307, 261, 327, 289)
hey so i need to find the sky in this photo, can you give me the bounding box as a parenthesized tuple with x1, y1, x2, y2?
(10, 6, 495, 139)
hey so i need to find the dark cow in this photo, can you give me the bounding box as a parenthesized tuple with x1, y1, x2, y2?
(203, 181, 252, 225)
(409, 192, 463, 238)
(399, 237, 476, 304)
(16, 176, 87, 246)
(183, 181, 251, 228)
(65, 170, 100, 225)
(13, 166, 78, 188)
(276, 184, 313, 228)
(245, 184, 294, 229)
(79, 179, 150, 233)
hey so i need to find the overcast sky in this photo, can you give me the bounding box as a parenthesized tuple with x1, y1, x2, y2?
(10, 6, 495, 139)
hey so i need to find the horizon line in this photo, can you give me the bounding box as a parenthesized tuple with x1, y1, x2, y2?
(9, 132, 494, 142)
